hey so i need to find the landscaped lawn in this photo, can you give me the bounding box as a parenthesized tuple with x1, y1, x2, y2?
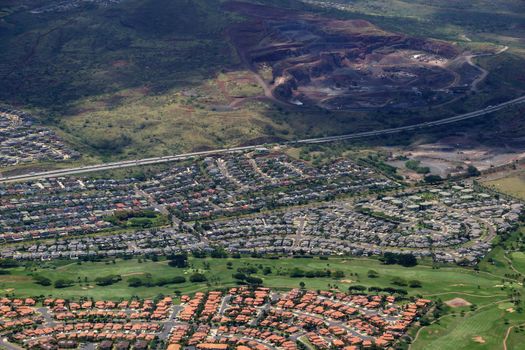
(411, 304, 521, 350)
(510, 252, 525, 275)
(0, 256, 513, 301)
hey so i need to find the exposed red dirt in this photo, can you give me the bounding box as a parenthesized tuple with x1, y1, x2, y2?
(224, 1, 476, 111)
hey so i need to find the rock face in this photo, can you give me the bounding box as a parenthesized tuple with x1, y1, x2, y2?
(225, 1, 475, 110)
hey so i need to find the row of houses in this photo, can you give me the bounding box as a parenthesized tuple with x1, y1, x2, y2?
(0, 152, 396, 243)
(201, 183, 522, 264)
(1, 296, 174, 350)
(3, 182, 521, 264)
(142, 154, 397, 221)
(0, 177, 149, 242)
(0, 229, 205, 260)
(0, 108, 79, 167)
(167, 287, 431, 350)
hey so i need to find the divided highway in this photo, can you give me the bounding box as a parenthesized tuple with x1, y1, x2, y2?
(1, 95, 524, 183)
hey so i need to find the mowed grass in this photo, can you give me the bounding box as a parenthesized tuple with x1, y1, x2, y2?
(509, 252, 525, 275)
(506, 324, 525, 350)
(0, 256, 512, 301)
(412, 227, 525, 350)
(411, 304, 520, 350)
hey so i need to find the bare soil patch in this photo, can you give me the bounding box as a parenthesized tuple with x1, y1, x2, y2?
(445, 297, 472, 308)
(224, 1, 477, 111)
(472, 336, 486, 344)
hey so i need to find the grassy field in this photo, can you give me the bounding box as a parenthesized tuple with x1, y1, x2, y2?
(505, 323, 525, 350)
(484, 170, 525, 201)
(411, 304, 521, 350)
(408, 227, 525, 349)
(0, 256, 512, 300)
(510, 252, 525, 275)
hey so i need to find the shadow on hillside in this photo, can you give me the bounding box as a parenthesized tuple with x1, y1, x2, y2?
(0, 0, 235, 117)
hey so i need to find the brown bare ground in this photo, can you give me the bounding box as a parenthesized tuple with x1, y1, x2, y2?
(445, 297, 472, 308)
(472, 336, 486, 344)
(223, 1, 471, 111)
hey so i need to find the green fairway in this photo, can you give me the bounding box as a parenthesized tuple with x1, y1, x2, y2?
(0, 255, 515, 301)
(505, 323, 525, 350)
(510, 252, 525, 275)
(411, 303, 520, 350)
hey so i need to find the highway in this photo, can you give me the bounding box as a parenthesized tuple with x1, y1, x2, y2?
(1, 95, 524, 184)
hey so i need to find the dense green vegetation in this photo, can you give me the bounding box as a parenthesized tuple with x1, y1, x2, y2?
(105, 209, 168, 228)
(0, 0, 234, 108)
(405, 160, 430, 174)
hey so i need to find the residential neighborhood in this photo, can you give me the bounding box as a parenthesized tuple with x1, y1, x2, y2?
(0, 152, 397, 242)
(0, 287, 431, 350)
(1, 0, 524, 348)
(0, 150, 521, 265)
(0, 108, 79, 168)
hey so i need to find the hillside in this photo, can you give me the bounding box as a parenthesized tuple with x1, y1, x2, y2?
(0, 0, 524, 163)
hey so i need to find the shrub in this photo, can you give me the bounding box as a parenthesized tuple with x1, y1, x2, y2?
(33, 275, 51, 286)
(245, 276, 263, 285)
(128, 277, 143, 287)
(333, 270, 345, 279)
(94, 274, 122, 286)
(0, 259, 18, 268)
(367, 270, 379, 278)
(409, 280, 422, 288)
(391, 277, 408, 286)
(232, 273, 247, 280)
(167, 253, 188, 268)
(189, 273, 207, 283)
(348, 285, 367, 292)
(54, 279, 74, 288)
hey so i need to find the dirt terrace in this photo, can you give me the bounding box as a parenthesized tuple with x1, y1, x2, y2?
(224, 1, 481, 110)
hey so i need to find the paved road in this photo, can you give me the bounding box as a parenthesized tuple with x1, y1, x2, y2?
(0, 338, 24, 350)
(1, 95, 524, 184)
(36, 307, 56, 327)
(292, 216, 308, 249)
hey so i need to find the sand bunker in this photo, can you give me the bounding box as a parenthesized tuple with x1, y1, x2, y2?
(472, 336, 486, 344)
(445, 297, 472, 307)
